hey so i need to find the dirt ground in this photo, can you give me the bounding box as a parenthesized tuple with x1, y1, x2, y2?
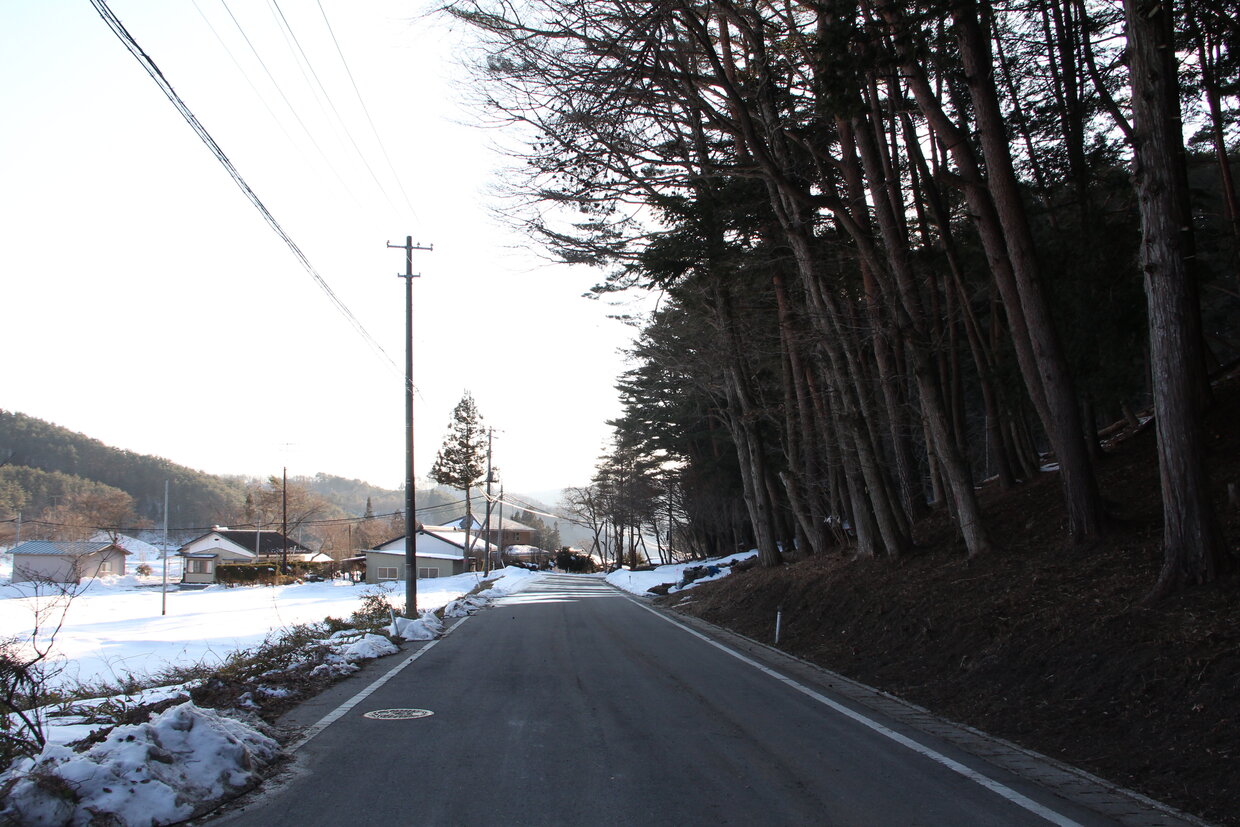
(659, 375, 1240, 825)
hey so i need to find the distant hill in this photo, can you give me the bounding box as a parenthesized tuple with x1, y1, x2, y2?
(0, 410, 246, 529)
(0, 411, 570, 544)
(0, 411, 494, 535)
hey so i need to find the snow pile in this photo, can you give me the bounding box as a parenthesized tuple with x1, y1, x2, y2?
(605, 551, 758, 596)
(339, 632, 399, 662)
(472, 565, 540, 598)
(33, 683, 197, 747)
(1, 702, 279, 826)
(390, 610, 445, 641)
(442, 595, 489, 618)
(299, 631, 402, 681)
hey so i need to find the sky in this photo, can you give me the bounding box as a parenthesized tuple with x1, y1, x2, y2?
(0, 1, 644, 499)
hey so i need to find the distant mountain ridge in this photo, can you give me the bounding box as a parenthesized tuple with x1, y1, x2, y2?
(0, 412, 416, 531)
(0, 410, 246, 528)
(0, 410, 566, 542)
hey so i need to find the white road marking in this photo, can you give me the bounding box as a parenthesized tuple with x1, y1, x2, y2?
(626, 597, 1083, 827)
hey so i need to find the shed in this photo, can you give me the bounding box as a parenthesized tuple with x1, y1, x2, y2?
(10, 540, 129, 584)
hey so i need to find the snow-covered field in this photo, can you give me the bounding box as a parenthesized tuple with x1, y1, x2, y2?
(0, 559, 526, 691)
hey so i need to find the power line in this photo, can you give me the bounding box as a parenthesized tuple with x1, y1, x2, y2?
(213, 0, 364, 207)
(315, 0, 418, 220)
(266, 0, 401, 215)
(89, 0, 398, 373)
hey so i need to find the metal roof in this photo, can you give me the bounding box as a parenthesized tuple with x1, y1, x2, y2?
(10, 540, 119, 557)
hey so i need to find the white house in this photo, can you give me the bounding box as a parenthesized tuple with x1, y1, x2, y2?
(10, 540, 129, 584)
(365, 526, 494, 583)
(177, 528, 329, 584)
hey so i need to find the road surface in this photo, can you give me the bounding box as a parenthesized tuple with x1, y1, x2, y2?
(212, 574, 1196, 826)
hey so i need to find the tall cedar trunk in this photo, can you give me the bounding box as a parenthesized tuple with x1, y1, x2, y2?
(849, 110, 993, 557)
(773, 272, 831, 554)
(824, 369, 884, 557)
(829, 289, 914, 552)
(950, 0, 1107, 542)
(715, 9, 908, 553)
(805, 365, 853, 550)
(712, 285, 783, 568)
(839, 119, 925, 524)
(1124, 0, 1229, 597)
(903, 112, 1018, 487)
(883, 0, 1107, 539)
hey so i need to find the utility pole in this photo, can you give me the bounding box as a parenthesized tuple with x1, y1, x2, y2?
(281, 466, 288, 575)
(388, 236, 431, 616)
(161, 480, 169, 616)
(483, 428, 494, 575)
(496, 485, 505, 568)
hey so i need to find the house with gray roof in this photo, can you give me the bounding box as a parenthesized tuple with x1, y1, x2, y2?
(10, 540, 129, 584)
(365, 526, 493, 583)
(177, 528, 328, 584)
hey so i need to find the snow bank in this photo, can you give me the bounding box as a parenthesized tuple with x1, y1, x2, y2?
(390, 611, 445, 641)
(605, 551, 758, 596)
(338, 632, 399, 662)
(1, 702, 279, 826)
(473, 565, 540, 597)
(390, 567, 539, 637)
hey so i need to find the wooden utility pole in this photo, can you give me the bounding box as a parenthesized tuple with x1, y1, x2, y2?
(387, 236, 431, 616)
(281, 466, 288, 574)
(483, 428, 495, 574)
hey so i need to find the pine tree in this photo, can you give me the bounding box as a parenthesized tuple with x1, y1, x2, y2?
(429, 392, 487, 565)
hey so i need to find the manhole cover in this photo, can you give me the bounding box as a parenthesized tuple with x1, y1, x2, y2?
(363, 708, 434, 720)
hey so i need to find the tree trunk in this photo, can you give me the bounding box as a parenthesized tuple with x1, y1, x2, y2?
(1124, 0, 1229, 597)
(950, 0, 1106, 542)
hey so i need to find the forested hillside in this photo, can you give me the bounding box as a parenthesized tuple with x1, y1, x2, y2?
(0, 411, 494, 551)
(0, 411, 246, 531)
(450, 0, 1239, 599)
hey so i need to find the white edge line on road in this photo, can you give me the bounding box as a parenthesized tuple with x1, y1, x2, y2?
(626, 597, 1082, 827)
(287, 615, 472, 754)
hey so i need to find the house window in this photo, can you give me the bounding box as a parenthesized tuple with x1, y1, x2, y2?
(377, 566, 398, 581)
(187, 559, 213, 574)
(417, 567, 439, 579)
(97, 560, 114, 574)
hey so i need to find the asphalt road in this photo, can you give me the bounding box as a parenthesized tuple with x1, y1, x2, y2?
(211, 574, 1188, 826)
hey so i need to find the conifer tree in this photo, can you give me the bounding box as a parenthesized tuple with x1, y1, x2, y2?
(429, 392, 487, 565)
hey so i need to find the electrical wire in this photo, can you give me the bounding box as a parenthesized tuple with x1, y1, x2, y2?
(315, 0, 418, 221)
(89, 0, 399, 374)
(266, 0, 402, 215)
(214, 0, 366, 209)
(1, 496, 475, 537)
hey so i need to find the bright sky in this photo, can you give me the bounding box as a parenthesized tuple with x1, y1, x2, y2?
(0, 1, 641, 498)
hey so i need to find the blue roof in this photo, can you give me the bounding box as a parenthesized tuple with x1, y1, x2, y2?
(11, 540, 118, 557)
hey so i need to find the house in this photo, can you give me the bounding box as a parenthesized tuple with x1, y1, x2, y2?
(443, 514, 540, 550)
(10, 540, 129, 584)
(177, 528, 330, 585)
(365, 526, 495, 583)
